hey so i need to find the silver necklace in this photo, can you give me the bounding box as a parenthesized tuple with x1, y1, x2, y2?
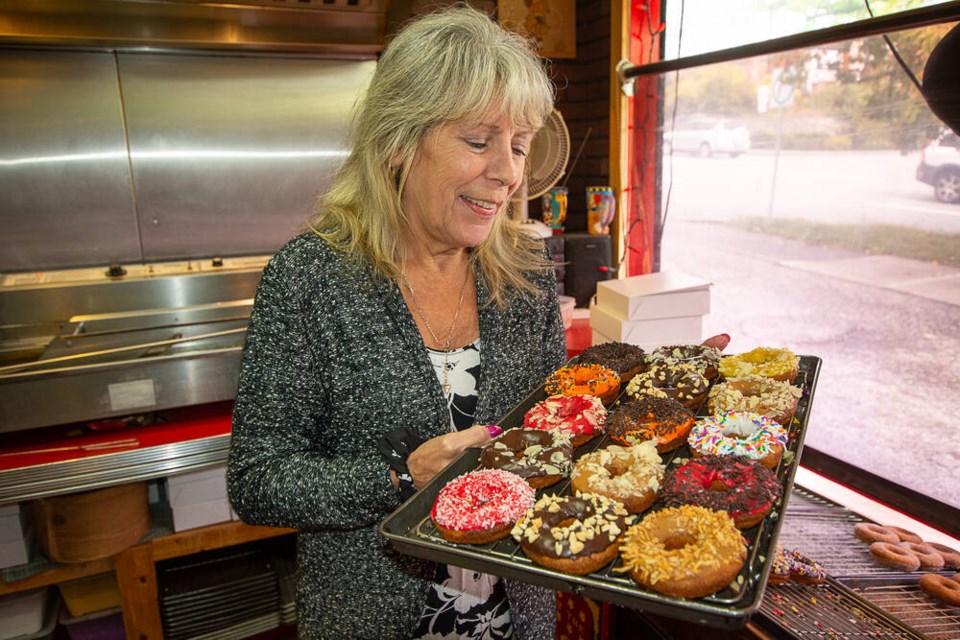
(401, 267, 471, 395)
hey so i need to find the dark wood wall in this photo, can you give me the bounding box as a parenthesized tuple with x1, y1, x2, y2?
(529, 0, 612, 232)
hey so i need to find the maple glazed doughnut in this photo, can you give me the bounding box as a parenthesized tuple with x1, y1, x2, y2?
(577, 341, 647, 381)
(479, 428, 573, 489)
(570, 440, 665, 514)
(625, 363, 709, 411)
(719, 347, 800, 383)
(545, 364, 621, 405)
(617, 505, 747, 599)
(869, 542, 921, 572)
(919, 573, 960, 607)
(646, 344, 723, 381)
(523, 394, 607, 446)
(661, 455, 782, 529)
(430, 469, 535, 545)
(606, 396, 694, 453)
(511, 492, 628, 576)
(707, 375, 802, 427)
(687, 411, 788, 468)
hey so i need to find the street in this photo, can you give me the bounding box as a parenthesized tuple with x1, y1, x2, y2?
(662, 149, 960, 233)
(656, 149, 960, 509)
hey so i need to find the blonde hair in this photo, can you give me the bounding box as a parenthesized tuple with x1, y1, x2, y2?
(311, 4, 556, 305)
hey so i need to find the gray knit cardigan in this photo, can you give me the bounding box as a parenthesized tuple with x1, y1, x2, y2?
(227, 232, 567, 639)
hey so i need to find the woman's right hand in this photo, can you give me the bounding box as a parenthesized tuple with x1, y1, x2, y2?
(406, 424, 500, 489)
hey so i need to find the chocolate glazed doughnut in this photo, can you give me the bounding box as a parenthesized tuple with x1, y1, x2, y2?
(577, 341, 647, 381)
(479, 428, 573, 489)
(511, 493, 628, 576)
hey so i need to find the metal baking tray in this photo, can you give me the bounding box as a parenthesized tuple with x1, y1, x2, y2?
(380, 355, 822, 629)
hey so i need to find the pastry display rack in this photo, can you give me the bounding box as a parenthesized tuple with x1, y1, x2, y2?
(381, 355, 822, 629)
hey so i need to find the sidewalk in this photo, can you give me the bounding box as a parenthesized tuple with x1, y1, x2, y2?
(781, 254, 960, 307)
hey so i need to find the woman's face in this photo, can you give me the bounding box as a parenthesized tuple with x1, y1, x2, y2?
(401, 108, 535, 255)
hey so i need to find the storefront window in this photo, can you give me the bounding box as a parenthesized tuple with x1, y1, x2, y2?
(629, 4, 960, 513)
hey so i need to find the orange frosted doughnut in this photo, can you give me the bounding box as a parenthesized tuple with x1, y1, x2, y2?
(545, 364, 621, 405)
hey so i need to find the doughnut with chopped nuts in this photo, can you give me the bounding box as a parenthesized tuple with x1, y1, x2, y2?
(625, 363, 709, 411)
(479, 428, 573, 489)
(707, 375, 802, 427)
(616, 504, 747, 599)
(511, 492, 628, 575)
(570, 441, 664, 514)
(719, 347, 799, 383)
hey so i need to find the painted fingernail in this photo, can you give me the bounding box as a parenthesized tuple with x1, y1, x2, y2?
(485, 424, 503, 438)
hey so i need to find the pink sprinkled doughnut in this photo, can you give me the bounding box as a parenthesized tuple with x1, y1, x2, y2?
(430, 469, 535, 545)
(687, 411, 788, 468)
(524, 394, 607, 446)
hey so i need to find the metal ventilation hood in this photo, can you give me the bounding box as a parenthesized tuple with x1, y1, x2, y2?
(0, 0, 389, 55)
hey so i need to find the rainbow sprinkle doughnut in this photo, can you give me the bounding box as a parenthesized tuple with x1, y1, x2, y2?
(687, 411, 788, 468)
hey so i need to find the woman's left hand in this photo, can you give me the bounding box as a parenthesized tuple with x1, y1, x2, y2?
(406, 424, 500, 489)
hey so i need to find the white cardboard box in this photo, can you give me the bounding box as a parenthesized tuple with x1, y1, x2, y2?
(171, 499, 233, 533)
(166, 465, 228, 508)
(166, 465, 233, 532)
(595, 272, 711, 320)
(590, 303, 703, 346)
(0, 505, 31, 569)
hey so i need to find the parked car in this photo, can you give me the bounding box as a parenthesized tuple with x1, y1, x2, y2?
(916, 131, 960, 203)
(664, 117, 751, 158)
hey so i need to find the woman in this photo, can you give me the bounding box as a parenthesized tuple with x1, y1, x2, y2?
(227, 5, 563, 639)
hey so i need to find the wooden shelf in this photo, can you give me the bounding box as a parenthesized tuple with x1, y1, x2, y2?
(1, 519, 294, 640)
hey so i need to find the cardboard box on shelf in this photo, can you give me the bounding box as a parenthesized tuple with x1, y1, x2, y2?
(0, 504, 32, 569)
(165, 465, 232, 532)
(589, 304, 703, 346)
(595, 272, 710, 320)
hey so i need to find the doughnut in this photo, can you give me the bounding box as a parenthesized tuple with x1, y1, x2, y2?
(854, 522, 901, 544)
(606, 396, 694, 453)
(616, 505, 747, 599)
(661, 455, 782, 529)
(919, 573, 960, 607)
(479, 428, 573, 489)
(687, 411, 788, 468)
(570, 441, 664, 514)
(523, 394, 607, 447)
(646, 344, 723, 381)
(769, 545, 826, 585)
(869, 541, 921, 572)
(577, 341, 647, 381)
(625, 363, 709, 412)
(430, 469, 535, 545)
(888, 526, 923, 544)
(511, 492, 628, 575)
(707, 375, 802, 427)
(544, 364, 621, 405)
(898, 542, 945, 571)
(853, 522, 923, 544)
(769, 545, 791, 585)
(927, 542, 960, 570)
(719, 347, 800, 383)
(783, 548, 827, 585)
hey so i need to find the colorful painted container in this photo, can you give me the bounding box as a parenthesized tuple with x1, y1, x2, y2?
(541, 186, 568, 233)
(586, 186, 616, 235)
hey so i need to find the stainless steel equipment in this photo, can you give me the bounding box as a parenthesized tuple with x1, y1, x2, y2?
(0, 11, 377, 438)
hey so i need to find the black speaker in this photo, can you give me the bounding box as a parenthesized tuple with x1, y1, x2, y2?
(563, 233, 613, 308)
